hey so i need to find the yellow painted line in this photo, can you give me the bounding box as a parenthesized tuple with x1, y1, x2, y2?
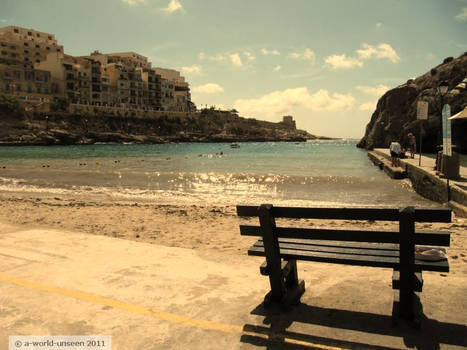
(0, 273, 343, 350)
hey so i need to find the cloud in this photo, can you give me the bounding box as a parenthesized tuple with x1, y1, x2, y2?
(199, 52, 226, 62)
(359, 101, 377, 111)
(288, 48, 316, 63)
(229, 53, 243, 67)
(243, 51, 255, 62)
(455, 7, 467, 21)
(273, 65, 281, 72)
(192, 83, 224, 94)
(122, 0, 147, 6)
(181, 65, 202, 74)
(261, 48, 280, 56)
(0, 19, 7, 23)
(162, 0, 183, 13)
(376, 22, 383, 28)
(233, 87, 355, 118)
(356, 84, 389, 96)
(324, 54, 363, 70)
(356, 43, 400, 63)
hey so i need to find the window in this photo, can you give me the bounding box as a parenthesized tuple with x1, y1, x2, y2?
(27, 31, 32, 36)
(36, 59, 40, 63)
(24, 50, 29, 54)
(48, 36, 52, 40)
(35, 44, 40, 48)
(44, 88, 49, 94)
(36, 86, 41, 93)
(36, 33, 40, 38)
(44, 75, 48, 82)
(26, 72, 33, 80)
(46, 47, 50, 50)
(5, 84, 9, 91)
(14, 71, 21, 79)
(24, 42, 28, 47)
(16, 85, 21, 91)
(14, 29, 19, 33)
(35, 52, 40, 56)
(27, 86, 32, 93)
(1, 43, 5, 47)
(10, 45, 16, 50)
(1, 51, 6, 55)
(56, 48, 60, 52)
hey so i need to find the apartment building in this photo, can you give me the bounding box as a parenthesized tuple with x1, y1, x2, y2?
(0, 62, 52, 100)
(154, 67, 192, 112)
(140, 67, 161, 110)
(0, 26, 64, 65)
(0, 26, 194, 113)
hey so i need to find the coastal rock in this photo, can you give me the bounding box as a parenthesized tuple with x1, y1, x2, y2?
(357, 53, 467, 153)
(0, 108, 319, 145)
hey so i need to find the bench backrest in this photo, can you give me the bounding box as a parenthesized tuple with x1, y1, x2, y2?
(237, 204, 451, 246)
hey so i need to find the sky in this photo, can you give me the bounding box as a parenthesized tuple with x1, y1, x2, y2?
(1, 0, 466, 138)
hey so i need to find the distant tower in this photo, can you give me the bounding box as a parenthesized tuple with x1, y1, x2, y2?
(282, 115, 296, 129)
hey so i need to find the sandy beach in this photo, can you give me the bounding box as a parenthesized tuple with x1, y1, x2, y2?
(1, 191, 466, 263)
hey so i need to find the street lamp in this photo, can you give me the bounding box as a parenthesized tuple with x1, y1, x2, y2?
(45, 115, 49, 131)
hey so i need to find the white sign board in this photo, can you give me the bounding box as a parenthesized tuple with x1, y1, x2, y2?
(417, 101, 428, 120)
(442, 104, 452, 156)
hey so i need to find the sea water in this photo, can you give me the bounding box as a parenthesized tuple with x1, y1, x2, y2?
(0, 140, 437, 207)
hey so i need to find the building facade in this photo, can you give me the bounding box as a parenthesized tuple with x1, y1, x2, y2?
(0, 26, 195, 113)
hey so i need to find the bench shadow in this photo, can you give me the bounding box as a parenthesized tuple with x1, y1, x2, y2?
(240, 302, 467, 350)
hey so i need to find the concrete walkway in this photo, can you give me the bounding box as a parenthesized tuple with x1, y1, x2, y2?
(372, 149, 467, 217)
(1, 223, 466, 349)
(373, 149, 467, 186)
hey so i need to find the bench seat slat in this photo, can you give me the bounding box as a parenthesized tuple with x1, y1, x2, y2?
(267, 238, 399, 251)
(237, 205, 451, 222)
(253, 239, 400, 257)
(240, 225, 450, 246)
(248, 244, 449, 272)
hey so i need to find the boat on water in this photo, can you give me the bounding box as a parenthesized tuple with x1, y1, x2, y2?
(230, 142, 240, 148)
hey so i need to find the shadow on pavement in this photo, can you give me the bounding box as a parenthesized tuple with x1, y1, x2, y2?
(240, 302, 467, 350)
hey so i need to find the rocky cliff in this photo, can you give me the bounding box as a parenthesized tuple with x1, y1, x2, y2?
(0, 106, 318, 145)
(357, 53, 467, 153)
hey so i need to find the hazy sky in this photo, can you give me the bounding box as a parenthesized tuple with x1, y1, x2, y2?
(1, 0, 466, 138)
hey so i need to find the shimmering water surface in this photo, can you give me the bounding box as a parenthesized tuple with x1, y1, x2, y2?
(0, 141, 436, 206)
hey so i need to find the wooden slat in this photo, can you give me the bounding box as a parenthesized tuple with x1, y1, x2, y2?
(240, 225, 450, 246)
(253, 240, 400, 258)
(248, 245, 399, 268)
(268, 238, 399, 251)
(247, 245, 449, 272)
(237, 205, 451, 223)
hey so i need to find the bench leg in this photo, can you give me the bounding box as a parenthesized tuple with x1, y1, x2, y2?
(285, 259, 298, 288)
(262, 259, 305, 309)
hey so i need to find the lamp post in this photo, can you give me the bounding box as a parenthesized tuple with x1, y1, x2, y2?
(45, 115, 49, 132)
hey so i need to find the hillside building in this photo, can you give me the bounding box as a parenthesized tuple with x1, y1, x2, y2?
(0, 26, 194, 113)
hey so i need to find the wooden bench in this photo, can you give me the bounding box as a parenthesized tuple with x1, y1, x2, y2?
(237, 204, 451, 325)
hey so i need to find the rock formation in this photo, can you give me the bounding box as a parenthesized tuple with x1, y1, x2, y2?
(357, 53, 467, 153)
(0, 106, 319, 145)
